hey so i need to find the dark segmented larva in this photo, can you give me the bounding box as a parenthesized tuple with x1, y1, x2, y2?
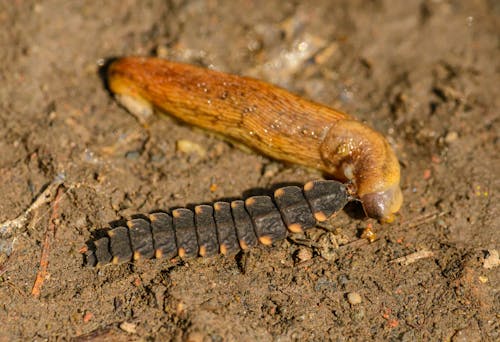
(85, 180, 349, 266)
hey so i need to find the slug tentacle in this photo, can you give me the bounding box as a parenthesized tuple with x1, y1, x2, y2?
(106, 57, 402, 221)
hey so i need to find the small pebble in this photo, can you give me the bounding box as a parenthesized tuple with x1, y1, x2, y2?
(156, 45, 169, 58)
(347, 292, 362, 305)
(451, 324, 481, 342)
(314, 277, 336, 292)
(262, 162, 280, 178)
(478, 276, 488, 283)
(185, 331, 205, 342)
(423, 169, 432, 180)
(361, 224, 377, 242)
(176, 139, 206, 157)
(444, 131, 458, 143)
(317, 232, 339, 262)
(483, 249, 499, 269)
(119, 321, 136, 334)
(176, 301, 186, 315)
(295, 247, 313, 262)
(82, 312, 93, 323)
(337, 274, 349, 287)
(351, 307, 365, 321)
(125, 150, 141, 160)
(314, 43, 338, 64)
(431, 154, 441, 163)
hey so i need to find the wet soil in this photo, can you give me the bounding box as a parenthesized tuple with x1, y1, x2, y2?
(0, 0, 498, 340)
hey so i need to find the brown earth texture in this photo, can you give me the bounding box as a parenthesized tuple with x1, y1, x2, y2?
(0, 0, 499, 341)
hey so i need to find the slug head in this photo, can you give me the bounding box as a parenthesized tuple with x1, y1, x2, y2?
(359, 183, 403, 223)
(320, 119, 403, 222)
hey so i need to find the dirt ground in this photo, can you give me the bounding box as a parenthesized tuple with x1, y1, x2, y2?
(0, 0, 498, 340)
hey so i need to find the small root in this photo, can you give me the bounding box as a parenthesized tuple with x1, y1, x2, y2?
(31, 185, 65, 298)
(390, 249, 435, 266)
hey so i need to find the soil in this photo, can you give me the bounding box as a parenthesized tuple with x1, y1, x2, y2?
(0, 0, 498, 341)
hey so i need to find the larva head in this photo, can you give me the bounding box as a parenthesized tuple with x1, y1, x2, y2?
(320, 119, 403, 222)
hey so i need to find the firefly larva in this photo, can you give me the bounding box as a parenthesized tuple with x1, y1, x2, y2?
(85, 180, 349, 266)
(106, 57, 402, 222)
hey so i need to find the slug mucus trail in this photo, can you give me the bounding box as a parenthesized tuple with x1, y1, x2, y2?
(85, 180, 349, 266)
(85, 57, 404, 266)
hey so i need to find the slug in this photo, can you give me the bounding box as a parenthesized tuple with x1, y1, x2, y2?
(85, 180, 349, 266)
(106, 57, 402, 222)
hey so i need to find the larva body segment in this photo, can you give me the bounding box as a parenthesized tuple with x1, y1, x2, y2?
(194, 205, 218, 257)
(106, 57, 402, 222)
(244, 196, 288, 246)
(127, 218, 155, 260)
(230, 200, 258, 250)
(172, 208, 198, 259)
(85, 180, 349, 266)
(149, 212, 177, 259)
(108, 227, 132, 264)
(213, 202, 240, 255)
(274, 186, 316, 233)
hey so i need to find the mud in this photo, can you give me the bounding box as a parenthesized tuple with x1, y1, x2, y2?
(0, 0, 498, 340)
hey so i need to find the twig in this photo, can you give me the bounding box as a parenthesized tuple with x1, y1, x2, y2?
(288, 236, 320, 248)
(402, 211, 448, 230)
(31, 185, 65, 298)
(0, 175, 64, 238)
(390, 249, 435, 266)
(338, 238, 371, 250)
(0, 251, 17, 278)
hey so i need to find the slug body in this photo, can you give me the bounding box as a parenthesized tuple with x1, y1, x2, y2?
(107, 57, 402, 221)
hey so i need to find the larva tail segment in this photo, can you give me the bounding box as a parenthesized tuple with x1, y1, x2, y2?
(86, 237, 111, 267)
(84, 180, 350, 267)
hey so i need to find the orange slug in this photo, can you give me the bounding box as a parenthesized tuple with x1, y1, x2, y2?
(106, 57, 403, 222)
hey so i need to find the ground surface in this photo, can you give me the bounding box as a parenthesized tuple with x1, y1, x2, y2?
(0, 0, 498, 341)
